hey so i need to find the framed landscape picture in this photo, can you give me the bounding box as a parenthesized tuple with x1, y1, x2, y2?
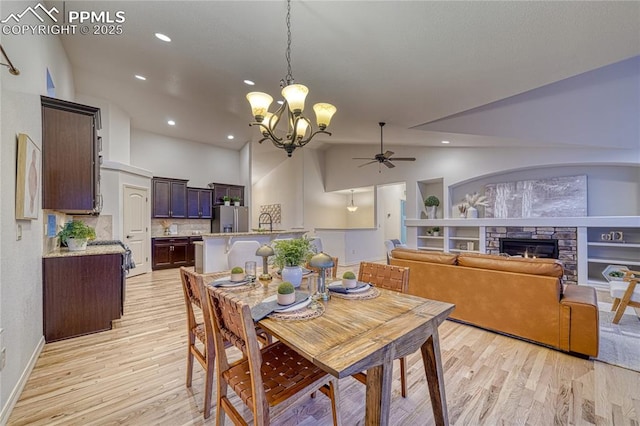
(16, 133, 41, 220)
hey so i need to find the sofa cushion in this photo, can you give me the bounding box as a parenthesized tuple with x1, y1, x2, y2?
(391, 248, 457, 265)
(458, 252, 563, 278)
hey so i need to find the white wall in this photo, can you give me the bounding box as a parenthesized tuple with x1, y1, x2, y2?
(0, 3, 75, 419)
(346, 191, 375, 228)
(378, 183, 406, 241)
(130, 129, 241, 188)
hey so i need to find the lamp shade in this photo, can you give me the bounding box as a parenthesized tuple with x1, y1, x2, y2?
(309, 252, 335, 269)
(294, 118, 309, 139)
(281, 84, 308, 114)
(313, 103, 337, 129)
(247, 92, 273, 121)
(256, 244, 275, 257)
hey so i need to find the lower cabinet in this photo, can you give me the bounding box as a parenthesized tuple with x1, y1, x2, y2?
(43, 253, 124, 342)
(152, 237, 189, 270)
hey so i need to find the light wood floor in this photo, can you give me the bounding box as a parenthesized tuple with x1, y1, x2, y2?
(8, 268, 640, 425)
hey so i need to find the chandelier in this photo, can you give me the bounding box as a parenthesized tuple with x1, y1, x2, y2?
(246, 0, 337, 157)
(347, 190, 358, 212)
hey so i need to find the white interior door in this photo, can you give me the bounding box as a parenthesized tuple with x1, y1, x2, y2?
(123, 185, 149, 277)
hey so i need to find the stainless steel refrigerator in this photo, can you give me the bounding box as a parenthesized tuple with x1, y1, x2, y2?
(211, 206, 249, 233)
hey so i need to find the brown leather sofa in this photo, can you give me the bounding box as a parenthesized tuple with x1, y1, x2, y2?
(390, 249, 599, 357)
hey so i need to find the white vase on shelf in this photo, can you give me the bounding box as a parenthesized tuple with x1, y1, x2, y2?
(467, 206, 478, 219)
(426, 206, 437, 220)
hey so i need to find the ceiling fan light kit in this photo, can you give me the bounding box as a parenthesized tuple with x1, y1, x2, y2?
(353, 122, 416, 170)
(246, 0, 337, 157)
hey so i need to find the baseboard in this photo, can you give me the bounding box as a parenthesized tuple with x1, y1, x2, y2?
(0, 336, 45, 424)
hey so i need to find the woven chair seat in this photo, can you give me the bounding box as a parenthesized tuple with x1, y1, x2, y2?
(222, 342, 328, 408)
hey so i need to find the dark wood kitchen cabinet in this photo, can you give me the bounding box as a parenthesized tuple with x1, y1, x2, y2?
(43, 253, 123, 342)
(151, 237, 189, 269)
(187, 188, 213, 219)
(210, 183, 244, 205)
(41, 96, 102, 214)
(152, 177, 188, 218)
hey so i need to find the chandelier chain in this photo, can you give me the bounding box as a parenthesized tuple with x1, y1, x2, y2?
(284, 0, 293, 86)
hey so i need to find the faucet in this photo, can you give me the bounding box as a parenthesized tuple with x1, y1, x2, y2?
(258, 212, 273, 232)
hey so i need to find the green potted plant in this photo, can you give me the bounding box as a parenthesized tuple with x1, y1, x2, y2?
(432, 226, 440, 237)
(273, 237, 314, 288)
(277, 281, 296, 305)
(231, 196, 242, 206)
(222, 195, 231, 206)
(424, 195, 440, 219)
(342, 271, 357, 289)
(230, 266, 244, 282)
(57, 220, 96, 251)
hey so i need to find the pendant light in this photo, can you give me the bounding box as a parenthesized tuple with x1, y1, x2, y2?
(347, 190, 358, 212)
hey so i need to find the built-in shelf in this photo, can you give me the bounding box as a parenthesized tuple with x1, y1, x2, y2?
(417, 236, 443, 240)
(588, 242, 640, 248)
(418, 247, 444, 252)
(450, 236, 480, 241)
(587, 258, 640, 266)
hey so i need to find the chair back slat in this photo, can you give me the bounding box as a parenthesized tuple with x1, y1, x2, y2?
(358, 262, 409, 293)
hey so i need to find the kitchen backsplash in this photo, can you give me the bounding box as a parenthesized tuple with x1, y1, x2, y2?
(151, 219, 210, 237)
(42, 212, 113, 254)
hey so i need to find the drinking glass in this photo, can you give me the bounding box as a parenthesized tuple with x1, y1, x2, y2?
(308, 275, 320, 309)
(245, 261, 257, 285)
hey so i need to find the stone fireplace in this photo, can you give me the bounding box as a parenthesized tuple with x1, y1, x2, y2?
(486, 227, 577, 285)
(499, 238, 559, 259)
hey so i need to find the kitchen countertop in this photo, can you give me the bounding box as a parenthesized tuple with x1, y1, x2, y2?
(44, 244, 125, 258)
(152, 234, 205, 239)
(201, 230, 308, 238)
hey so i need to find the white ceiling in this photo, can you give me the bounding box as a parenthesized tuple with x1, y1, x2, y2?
(58, 1, 640, 151)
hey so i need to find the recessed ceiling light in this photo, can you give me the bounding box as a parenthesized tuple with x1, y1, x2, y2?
(227, 135, 235, 140)
(244, 80, 255, 86)
(135, 75, 146, 80)
(441, 140, 450, 144)
(155, 33, 171, 42)
(167, 120, 176, 126)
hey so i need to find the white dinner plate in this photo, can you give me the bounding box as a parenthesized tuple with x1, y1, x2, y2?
(328, 281, 371, 293)
(212, 276, 249, 287)
(263, 294, 311, 312)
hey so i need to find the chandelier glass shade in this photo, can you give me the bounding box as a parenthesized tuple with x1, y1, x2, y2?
(347, 190, 358, 212)
(246, 0, 336, 157)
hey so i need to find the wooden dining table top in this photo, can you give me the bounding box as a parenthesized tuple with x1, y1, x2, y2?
(203, 271, 454, 381)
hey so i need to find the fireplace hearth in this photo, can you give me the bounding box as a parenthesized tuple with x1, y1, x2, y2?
(499, 238, 559, 259)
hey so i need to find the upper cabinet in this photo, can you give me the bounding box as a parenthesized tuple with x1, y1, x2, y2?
(210, 182, 245, 206)
(152, 177, 188, 218)
(41, 96, 102, 214)
(187, 188, 213, 219)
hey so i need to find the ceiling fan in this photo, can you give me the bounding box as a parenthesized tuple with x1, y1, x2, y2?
(353, 122, 416, 169)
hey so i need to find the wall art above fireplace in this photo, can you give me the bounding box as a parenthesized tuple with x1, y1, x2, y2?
(484, 175, 587, 218)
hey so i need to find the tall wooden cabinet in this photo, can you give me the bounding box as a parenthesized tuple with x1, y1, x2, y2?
(41, 96, 102, 214)
(152, 177, 188, 218)
(187, 188, 213, 219)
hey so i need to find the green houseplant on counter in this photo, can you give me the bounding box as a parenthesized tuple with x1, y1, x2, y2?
(57, 220, 96, 251)
(273, 237, 314, 288)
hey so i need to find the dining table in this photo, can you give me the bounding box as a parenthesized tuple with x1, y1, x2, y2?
(202, 269, 455, 426)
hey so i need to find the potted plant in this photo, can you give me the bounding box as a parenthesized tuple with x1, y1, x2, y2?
(222, 195, 231, 206)
(277, 281, 296, 305)
(273, 237, 314, 288)
(57, 220, 96, 251)
(342, 271, 357, 289)
(432, 226, 440, 237)
(230, 266, 244, 282)
(424, 195, 440, 219)
(232, 196, 242, 206)
(464, 192, 489, 218)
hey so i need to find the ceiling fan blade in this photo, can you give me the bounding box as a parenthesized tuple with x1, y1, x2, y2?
(390, 157, 416, 161)
(358, 160, 378, 168)
(383, 160, 396, 168)
(383, 150, 394, 158)
(352, 157, 375, 160)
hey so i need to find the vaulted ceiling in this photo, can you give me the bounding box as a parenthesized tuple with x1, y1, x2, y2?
(58, 1, 640, 151)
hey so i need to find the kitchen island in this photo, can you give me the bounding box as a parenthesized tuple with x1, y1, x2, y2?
(195, 229, 308, 273)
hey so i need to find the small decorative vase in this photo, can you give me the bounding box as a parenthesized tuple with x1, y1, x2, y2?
(277, 292, 296, 305)
(467, 206, 478, 219)
(66, 238, 88, 251)
(426, 206, 437, 220)
(342, 278, 357, 289)
(281, 265, 303, 288)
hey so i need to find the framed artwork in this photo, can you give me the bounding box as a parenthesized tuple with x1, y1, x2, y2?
(16, 133, 41, 220)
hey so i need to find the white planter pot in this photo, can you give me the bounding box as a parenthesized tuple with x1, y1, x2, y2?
(66, 238, 88, 251)
(234, 201, 240, 206)
(426, 205, 437, 219)
(342, 278, 357, 289)
(277, 292, 296, 305)
(224, 201, 230, 206)
(467, 206, 478, 218)
(281, 265, 303, 288)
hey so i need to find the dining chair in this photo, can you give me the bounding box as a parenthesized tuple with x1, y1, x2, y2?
(611, 269, 640, 324)
(179, 267, 271, 419)
(206, 286, 341, 426)
(227, 240, 261, 270)
(355, 261, 411, 397)
(306, 256, 339, 280)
